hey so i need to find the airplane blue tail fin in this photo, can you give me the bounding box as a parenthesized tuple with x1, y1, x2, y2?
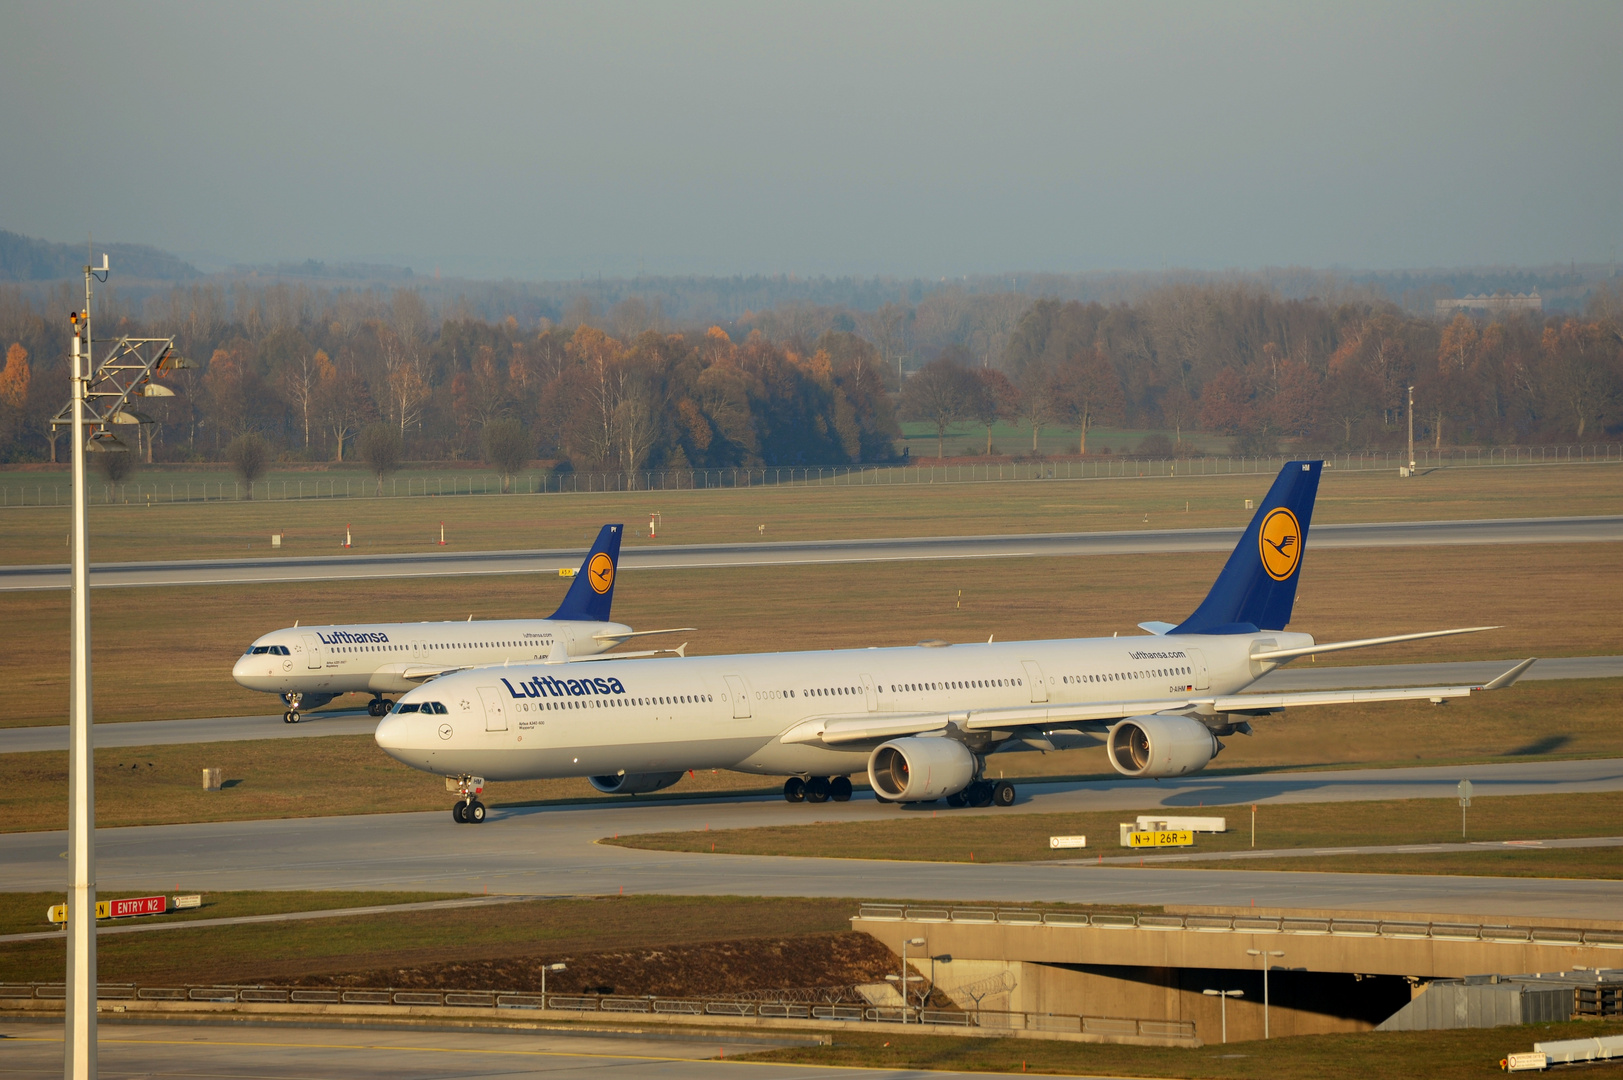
(1171, 461, 1322, 635)
(549, 524, 623, 622)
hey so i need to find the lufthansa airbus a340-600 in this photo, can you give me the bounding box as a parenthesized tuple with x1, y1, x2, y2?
(233, 524, 692, 722)
(375, 462, 1534, 824)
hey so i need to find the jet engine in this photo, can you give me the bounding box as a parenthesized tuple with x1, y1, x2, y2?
(588, 772, 684, 795)
(867, 737, 976, 802)
(1107, 715, 1219, 778)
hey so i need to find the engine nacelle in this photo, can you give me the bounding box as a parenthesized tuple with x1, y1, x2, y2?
(867, 737, 977, 802)
(588, 772, 684, 795)
(1107, 715, 1219, 778)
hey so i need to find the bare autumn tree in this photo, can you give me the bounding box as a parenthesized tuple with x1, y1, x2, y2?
(357, 422, 403, 495)
(1048, 345, 1125, 455)
(967, 368, 1020, 455)
(282, 349, 323, 451)
(899, 353, 979, 459)
(224, 433, 270, 498)
(480, 418, 531, 492)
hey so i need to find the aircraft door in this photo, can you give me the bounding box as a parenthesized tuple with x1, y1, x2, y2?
(861, 674, 877, 711)
(724, 675, 751, 719)
(302, 634, 322, 670)
(1187, 648, 1209, 690)
(1021, 660, 1049, 703)
(477, 685, 508, 731)
(413, 640, 424, 660)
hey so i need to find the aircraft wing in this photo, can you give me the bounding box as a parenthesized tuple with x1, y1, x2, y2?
(779, 659, 1536, 747)
(399, 665, 466, 682)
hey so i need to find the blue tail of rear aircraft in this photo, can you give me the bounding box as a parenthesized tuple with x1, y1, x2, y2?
(1172, 461, 1322, 635)
(549, 524, 623, 622)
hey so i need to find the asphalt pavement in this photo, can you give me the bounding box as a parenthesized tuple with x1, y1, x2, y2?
(0, 1021, 982, 1080)
(4, 757, 1621, 920)
(2, 655, 1614, 754)
(3, 514, 1618, 590)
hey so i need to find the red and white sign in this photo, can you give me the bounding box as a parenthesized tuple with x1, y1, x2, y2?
(108, 895, 166, 918)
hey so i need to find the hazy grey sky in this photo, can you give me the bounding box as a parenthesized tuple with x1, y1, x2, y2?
(3, 1, 1618, 279)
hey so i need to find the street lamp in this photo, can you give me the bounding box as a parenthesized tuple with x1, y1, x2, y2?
(541, 962, 566, 1003)
(1202, 988, 1244, 1044)
(1246, 949, 1285, 1038)
(896, 938, 925, 1023)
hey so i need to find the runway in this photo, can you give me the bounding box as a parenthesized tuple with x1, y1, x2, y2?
(1, 1021, 995, 1080)
(3, 655, 1615, 754)
(3, 514, 1618, 590)
(4, 758, 1621, 920)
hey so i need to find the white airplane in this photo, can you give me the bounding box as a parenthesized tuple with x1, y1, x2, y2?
(375, 462, 1534, 824)
(233, 524, 692, 722)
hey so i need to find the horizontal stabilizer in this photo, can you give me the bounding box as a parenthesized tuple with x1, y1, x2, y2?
(1138, 621, 1177, 636)
(1249, 626, 1500, 664)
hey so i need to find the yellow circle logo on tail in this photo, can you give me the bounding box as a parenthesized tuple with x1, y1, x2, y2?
(587, 552, 615, 594)
(1258, 508, 1302, 581)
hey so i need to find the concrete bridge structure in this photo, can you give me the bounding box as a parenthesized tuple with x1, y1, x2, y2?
(856, 904, 1623, 1043)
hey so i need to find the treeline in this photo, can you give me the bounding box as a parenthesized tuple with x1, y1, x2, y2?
(0, 281, 1619, 471)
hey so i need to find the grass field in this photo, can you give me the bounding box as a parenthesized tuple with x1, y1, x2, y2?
(603, 790, 1623, 874)
(4, 676, 1620, 834)
(0, 890, 465, 937)
(0, 894, 862, 986)
(0, 459, 1618, 566)
(737, 1022, 1623, 1079)
(5, 537, 1621, 728)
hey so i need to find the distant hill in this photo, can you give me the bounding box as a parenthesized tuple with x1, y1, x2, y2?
(0, 228, 202, 282)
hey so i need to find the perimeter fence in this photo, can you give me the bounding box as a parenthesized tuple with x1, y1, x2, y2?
(0, 980, 1193, 1039)
(2, 443, 1619, 508)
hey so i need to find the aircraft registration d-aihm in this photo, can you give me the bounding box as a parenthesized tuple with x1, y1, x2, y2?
(233, 525, 692, 722)
(376, 462, 1534, 824)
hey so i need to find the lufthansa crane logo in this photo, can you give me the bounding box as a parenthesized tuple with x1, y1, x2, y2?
(587, 552, 615, 594)
(1258, 507, 1302, 581)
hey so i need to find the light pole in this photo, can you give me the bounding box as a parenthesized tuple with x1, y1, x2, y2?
(893, 937, 925, 1023)
(66, 254, 117, 1080)
(1202, 988, 1244, 1044)
(1406, 385, 1416, 475)
(541, 962, 565, 1004)
(1246, 949, 1285, 1038)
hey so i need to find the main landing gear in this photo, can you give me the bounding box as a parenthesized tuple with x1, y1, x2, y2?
(944, 780, 1017, 808)
(367, 697, 392, 718)
(783, 775, 854, 804)
(449, 775, 488, 824)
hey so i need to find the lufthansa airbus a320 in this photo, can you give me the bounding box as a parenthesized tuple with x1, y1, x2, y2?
(374, 463, 1532, 824)
(233, 525, 692, 722)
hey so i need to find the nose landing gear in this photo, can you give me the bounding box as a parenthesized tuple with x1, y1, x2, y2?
(281, 692, 303, 724)
(448, 775, 487, 824)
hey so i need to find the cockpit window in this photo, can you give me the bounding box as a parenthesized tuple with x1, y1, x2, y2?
(393, 703, 421, 714)
(251, 646, 271, 655)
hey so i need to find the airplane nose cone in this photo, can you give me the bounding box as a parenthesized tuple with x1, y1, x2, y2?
(231, 655, 253, 686)
(374, 712, 410, 750)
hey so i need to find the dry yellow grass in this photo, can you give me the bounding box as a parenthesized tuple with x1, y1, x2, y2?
(0, 460, 1617, 565)
(2, 539, 1619, 727)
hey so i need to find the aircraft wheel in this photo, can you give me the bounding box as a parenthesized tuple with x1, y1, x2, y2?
(282, 712, 293, 723)
(452, 802, 468, 824)
(805, 776, 831, 803)
(969, 781, 994, 808)
(368, 699, 387, 717)
(288, 712, 301, 724)
(992, 781, 1016, 807)
(783, 777, 806, 803)
(468, 801, 487, 823)
(829, 776, 853, 802)
(945, 790, 968, 808)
